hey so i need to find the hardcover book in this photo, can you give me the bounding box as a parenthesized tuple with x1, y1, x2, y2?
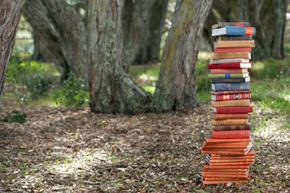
(210, 77, 250, 83)
(212, 99, 251, 107)
(210, 58, 250, 64)
(214, 47, 252, 53)
(212, 26, 256, 37)
(213, 124, 251, 131)
(214, 113, 249, 120)
(210, 69, 249, 74)
(213, 52, 251, 60)
(211, 119, 249, 126)
(214, 40, 255, 48)
(212, 22, 250, 29)
(211, 82, 250, 92)
(211, 130, 250, 139)
(208, 73, 249, 79)
(208, 62, 252, 69)
(213, 106, 253, 114)
(212, 92, 251, 101)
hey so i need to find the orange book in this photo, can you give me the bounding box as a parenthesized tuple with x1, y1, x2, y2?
(211, 130, 250, 139)
(215, 113, 249, 120)
(214, 40, 255, 48)
(203, 179, 249, 184)
(210, 69, 249, 74)
(212, 99, 251, 107)
(206, 138, 251, 143)
(213, 52, 251, 60)
(203, 165, 249, 169)
(211, 119, 249, 126)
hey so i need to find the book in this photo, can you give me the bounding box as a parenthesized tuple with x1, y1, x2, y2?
(211, 119, 249, 126)
(215, 36, 252, 41)
(213, 124, 251, 131)
(212, 90, 251, 95)
(212, 26, 256, 37)
(210, 69, 249, 74)
(212, 99, 251, 107)
(211, 77, 250, 83)
(208, 62, 252, 69)
(215, 113, 249, 120)
(210, 58, 250, 64)
(208, 73, 249, 79)
(211, 130, 250, 139)
(211, 82, 250, 92)
(212, 92, 251, 101)
(213, 52, 251, 60)
(214, 47, 252, 53)
(203, 179, 249, 185)
(212, 22, 250, 29)
(213, 106, 253, 114)
(214, 40, 255, 48)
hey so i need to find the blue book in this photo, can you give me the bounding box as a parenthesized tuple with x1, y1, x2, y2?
(212, 26, 256, 37)
(211, 82, 250, 92)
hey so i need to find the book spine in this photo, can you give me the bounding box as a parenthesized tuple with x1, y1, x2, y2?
(212, 82, 250, 92)
(211, 78, 249, 83)
(213, 93, 251, 101)
(208, 73, 248, 79)
(215, 106, 253, 114)
(214, 113, 249, 120)
(212, 130, 250, 139)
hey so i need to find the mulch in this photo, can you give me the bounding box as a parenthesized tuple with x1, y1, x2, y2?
(0, 103, 289, 192)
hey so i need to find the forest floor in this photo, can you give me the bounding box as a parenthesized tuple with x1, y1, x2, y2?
(0, 101, 289, 193)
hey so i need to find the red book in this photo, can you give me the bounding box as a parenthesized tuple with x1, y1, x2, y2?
(212, 130, 250, 139)
(213, 106, 253, 114)
(210, 69, 248, 74)
(209, 62, 251, 69)
(212, 92, 251, 101)
(214, 47, 252, 53)
(206, 138, 251, 143)
(215, 113, 249, 120)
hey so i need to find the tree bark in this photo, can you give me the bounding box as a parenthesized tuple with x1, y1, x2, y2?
(153, 0, 213, 112)
(0, 0, 25, 95)
(23, 0, 87, 80)
(123, 0, 169, 65)
(204, 0, 287, 60)
(88, 0, 151, 114)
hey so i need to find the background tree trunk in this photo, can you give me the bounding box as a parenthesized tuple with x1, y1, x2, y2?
(123, 0, 169, 66)
(88, 0, 151, 114)
(153, 0, 213, 112)
(203, 0, 288, 60)
(23, 0, 87, 80)
(0, 0, 25, 95)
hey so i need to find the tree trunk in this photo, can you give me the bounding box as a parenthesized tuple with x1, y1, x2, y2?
(23, 0, 87, 80)
(204, 0, 287, 60)
(153, 0, 213, 112)
(88, 0, 151, 114)
(123, 0, 169, 65)
(0, 0, 25, 95)
(244, 0, 287, 60)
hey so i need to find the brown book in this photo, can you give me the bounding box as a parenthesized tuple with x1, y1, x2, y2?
(213, 52, 251, 60)
(211, 119, 249, 126)
(213, 124, 251, 131)
(214, 40, 255, 48)
(215, 113, 249, 120)
(212, 99, 251, 107)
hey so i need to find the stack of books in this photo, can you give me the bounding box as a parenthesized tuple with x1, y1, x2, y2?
(201, 22, 256, 185)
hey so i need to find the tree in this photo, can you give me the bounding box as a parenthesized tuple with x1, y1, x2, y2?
(153, 0, 213, 112)
(23, 0, 87, 80)
(0, 0, 25, 95)
(204, 0, 288, 60)
(87, 0, 151, 114)
(123, 0, 169, 65)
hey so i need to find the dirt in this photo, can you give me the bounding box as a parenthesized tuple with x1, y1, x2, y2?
(0, 102, 289, 193)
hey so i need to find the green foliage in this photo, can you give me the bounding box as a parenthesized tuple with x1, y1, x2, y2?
(2, 111, 27, 124)
(54, 73, 89, 107)
(252, 58, 290, 79)
(7, 55, 58, 99)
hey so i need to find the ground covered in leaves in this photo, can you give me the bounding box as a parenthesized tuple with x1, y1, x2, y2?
(0, 102, 289, 193)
